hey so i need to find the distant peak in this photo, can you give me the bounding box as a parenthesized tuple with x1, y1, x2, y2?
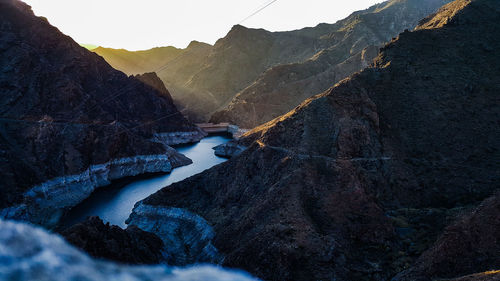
(186, 40, 211, 49)
(231, 24, 247, 30)
(225, 24, 268, 38)
(187, 40, 202, 48)
(229, 24, 252, 34)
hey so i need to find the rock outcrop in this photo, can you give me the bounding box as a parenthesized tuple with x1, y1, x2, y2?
(0, 0, 204, 228)
(61, 216, 165, 264)
(134, 72, 174, 102)
(126, 203, 223, 266)
(0, 219, 258, 281)
(213, 142, 246, 158)
(132, 0, 500, 280)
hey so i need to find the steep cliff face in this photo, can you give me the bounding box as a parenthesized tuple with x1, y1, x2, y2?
(132, 0, 500, 280)
(211, 0, 452, 128)
(0, 219, 258, 281)
(0, 0, 205, 227)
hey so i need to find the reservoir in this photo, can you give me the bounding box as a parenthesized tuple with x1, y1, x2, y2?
(62, 134, 231, 228)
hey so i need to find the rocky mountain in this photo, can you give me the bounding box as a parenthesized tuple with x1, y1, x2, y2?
(211, 0, 452, 128)
(127, 0, 500, 280)
(210, 45, 379, 127)
(0, 0, 205, 228)
(0, 219, 258, 281)
(93, 0, 451, 124)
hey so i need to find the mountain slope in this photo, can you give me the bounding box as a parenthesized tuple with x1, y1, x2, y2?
(92, 46, 184, 75)
(0, 0, 205, 227)
(128, 0, 500, 280)
(94, 0, 451, 123)
(211, 0, 452, 128)
(393, 192, 500, 281)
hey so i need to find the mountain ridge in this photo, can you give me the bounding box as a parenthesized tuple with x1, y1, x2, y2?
(129, 0, 500, 280)
(211, 0, 452, 128)
(0, 0, 205, 227)
(90, 0, 451, 123)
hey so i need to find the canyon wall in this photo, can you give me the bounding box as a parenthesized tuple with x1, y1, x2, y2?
(0, 0, 205, 227)
(131, 0, 500, 280)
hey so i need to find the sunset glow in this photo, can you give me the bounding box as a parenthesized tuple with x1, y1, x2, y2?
(23, 0, 381, 50)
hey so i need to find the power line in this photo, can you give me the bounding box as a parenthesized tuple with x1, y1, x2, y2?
(4, 0, 284, 173)
(239, 0, 280, 25)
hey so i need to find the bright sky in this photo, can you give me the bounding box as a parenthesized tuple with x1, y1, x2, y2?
(23, 0, 382, 51)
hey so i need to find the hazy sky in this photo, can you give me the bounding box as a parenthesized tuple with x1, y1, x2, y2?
(23, 0, 382, 50)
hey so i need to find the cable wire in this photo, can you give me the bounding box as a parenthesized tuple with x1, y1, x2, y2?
(239, 0, 279, 24)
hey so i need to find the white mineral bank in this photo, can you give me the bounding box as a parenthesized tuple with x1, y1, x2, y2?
(0, 154, 176, 227)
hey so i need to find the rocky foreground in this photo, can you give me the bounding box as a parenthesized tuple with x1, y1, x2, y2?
(0, 0, 205, 228)
(61, 216, 165, 265)
(129, 0, 499, 280)
(0, 219, 258, 281)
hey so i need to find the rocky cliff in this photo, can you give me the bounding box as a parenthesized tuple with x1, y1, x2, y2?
(130, 0, 500, 280)
(0, 0, 205, 228)
(0, 219, 258, 281)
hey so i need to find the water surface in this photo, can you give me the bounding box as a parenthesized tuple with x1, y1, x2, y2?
(62, 135, 230, 228)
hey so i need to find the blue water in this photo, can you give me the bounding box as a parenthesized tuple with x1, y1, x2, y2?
(62, 135, 231, 228)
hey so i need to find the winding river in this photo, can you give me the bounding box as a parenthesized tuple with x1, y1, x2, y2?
(62, 135, 231, 228)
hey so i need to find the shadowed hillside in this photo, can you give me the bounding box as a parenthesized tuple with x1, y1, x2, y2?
(129, 0, 500, 280)
(0, 0, 204, 228)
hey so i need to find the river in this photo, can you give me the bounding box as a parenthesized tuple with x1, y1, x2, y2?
(61, 135, 231, 228)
